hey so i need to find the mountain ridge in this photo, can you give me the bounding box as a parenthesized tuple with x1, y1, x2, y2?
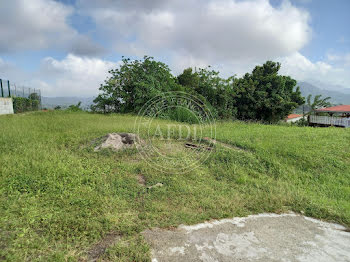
(298, 82, 350, 105)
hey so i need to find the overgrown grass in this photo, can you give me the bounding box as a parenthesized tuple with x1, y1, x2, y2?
(0, 111, 349, 261)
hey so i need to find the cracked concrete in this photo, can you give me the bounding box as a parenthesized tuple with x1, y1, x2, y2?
(142, 213, 350, 262)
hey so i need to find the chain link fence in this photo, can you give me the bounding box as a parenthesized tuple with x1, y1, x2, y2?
(0, 78, 42, 112)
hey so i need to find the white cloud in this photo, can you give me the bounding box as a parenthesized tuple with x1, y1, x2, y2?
(279, 52, 350, 88)
(327, 52, 350, 67)
(34, 54, 118, 97)
(0, 0, 103, 56)
(80, 0, 311, 64)
(2, 0, 349, 96)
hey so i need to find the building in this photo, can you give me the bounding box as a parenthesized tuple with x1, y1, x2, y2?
(309, 105, 350, 128)
(286, 114, 304, 123)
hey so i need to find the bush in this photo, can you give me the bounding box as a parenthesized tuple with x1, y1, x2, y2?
(66, 102, 83, 112)
(166, 107, 200, 124)
(12, 97, 40, 113)
(31, 99, 39, 111)
(295, 117, 308, 127)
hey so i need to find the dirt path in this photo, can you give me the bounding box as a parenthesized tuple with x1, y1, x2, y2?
(142, 213, 350, 262)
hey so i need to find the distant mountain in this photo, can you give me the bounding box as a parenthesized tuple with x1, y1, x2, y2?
(298, 82, 350, 105)
(41, 96, 95, 109)
(305, 81, 350, 95)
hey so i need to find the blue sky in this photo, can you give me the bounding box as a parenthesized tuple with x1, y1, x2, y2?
(287, 0, 350, 61)
(0, 0, 349, 96)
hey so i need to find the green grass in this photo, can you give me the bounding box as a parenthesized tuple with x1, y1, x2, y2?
(0, 111, 349, 261)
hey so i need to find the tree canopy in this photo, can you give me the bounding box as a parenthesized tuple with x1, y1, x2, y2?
(92, 56, 183, 114)
(93, 57, 305, 123)
(306, 94, 332, 114)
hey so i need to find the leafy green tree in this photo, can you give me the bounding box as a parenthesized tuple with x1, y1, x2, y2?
(28, 93, 40, 101)
(93, 56, 182, 113)
(177, 67, 200, 90)
(306, 94, 332, 114)
(95, 57, 304, 123)
(177, 67, 237, 119)
(234, 61, 304, 122)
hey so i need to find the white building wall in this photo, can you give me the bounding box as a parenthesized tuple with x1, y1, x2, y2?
(286, 116, 304, 123)
(0, 98, 14, 115)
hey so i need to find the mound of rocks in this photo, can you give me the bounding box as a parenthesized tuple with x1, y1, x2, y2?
(94, 133, 141, 152)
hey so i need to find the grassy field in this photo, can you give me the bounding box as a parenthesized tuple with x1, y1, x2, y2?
(1, 111, 350, 261)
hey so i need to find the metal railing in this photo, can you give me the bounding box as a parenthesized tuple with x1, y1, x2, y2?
(309, 115, 350, 127)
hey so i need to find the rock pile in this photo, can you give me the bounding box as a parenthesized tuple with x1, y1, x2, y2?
(94, 133, 141, 151)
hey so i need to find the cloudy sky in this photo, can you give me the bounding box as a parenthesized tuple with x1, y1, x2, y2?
(0, 0, 349, 97)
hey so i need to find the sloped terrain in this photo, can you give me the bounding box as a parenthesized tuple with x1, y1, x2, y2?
(0, 111, 349, 261)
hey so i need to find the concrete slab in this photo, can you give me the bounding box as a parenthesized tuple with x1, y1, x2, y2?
(142, 213, 350, 262)
(0, 98, 14, 115)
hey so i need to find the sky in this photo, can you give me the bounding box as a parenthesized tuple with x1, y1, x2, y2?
(0, 0, 349, 97)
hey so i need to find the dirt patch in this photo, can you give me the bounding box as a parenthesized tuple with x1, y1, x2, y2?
(94, 133, 143, 152)
(137, 174, 146, 186)
(86, 232, 121, 262)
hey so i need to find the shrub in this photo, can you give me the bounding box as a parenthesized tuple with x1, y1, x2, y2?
(12, 97, 40, 113)
(31, 99, 39, 111)
(295, 117, 308, 127)
(66, 102, 83, 112)
(166, 107, 199, 124)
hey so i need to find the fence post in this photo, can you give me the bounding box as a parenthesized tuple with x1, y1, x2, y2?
(8, 80, 11, 97)
(0, 79, 3, 97)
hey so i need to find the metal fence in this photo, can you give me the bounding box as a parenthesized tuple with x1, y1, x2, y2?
(0, 78, 42, 110)
(0, 79, 41, 98)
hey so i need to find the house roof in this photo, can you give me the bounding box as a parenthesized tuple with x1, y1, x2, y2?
(286, 114, 302, 119)
(315, 105, 350, 113)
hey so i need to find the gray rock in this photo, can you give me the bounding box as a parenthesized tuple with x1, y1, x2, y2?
(94, 133, 141, 152)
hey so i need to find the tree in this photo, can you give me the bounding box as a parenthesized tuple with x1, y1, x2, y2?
(67, 102, 82, 112)
(306, 94, 332, 114)
(233, 61, 304, 122)
(95, 57, 304, 123)
(93, 56, 183, 113)
(177, 67, 237, 119)
(177, 67, 199, 90)
(28, 93, 40, 101)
